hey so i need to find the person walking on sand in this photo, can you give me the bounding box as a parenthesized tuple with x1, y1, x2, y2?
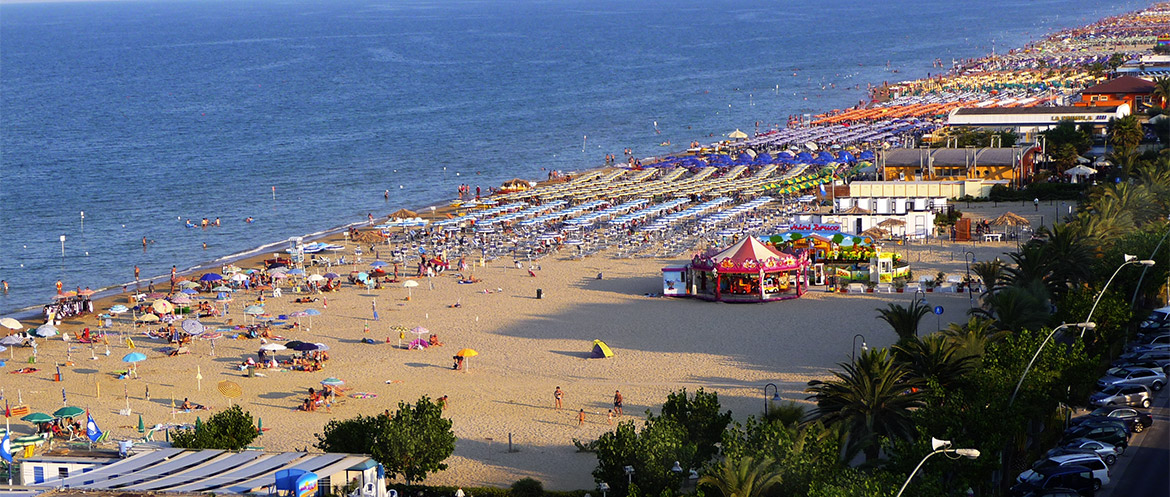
(554, 386, 563, 410)
(607, 409, 614, 425)
(613, 390, 623, 416)
(578, 408, 585, 426)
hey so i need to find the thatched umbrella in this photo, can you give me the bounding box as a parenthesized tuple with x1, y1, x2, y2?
(841, 205, 871, 215)
(389, 208, 419, 219)
(989, 212, 1030, 227)
(877, 218, 906, 228)
(860, 227, 890, 239)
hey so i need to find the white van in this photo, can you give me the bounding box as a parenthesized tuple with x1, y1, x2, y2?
(1017, 453, 1110, 490)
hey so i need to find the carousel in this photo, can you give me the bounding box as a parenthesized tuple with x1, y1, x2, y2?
(663, 237, 810, 302)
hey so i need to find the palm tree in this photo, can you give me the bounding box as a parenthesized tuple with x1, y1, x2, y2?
(876, 300, 931, 344)
(942, 317, 1006, 363)
(1153, 76, 1170, 110)
(893, 334, 977, 390)
(805, 348, 925, 461)
(763, 401, 806, 427)
(970, 279, 1052, 332)
(698, 456, 783, 497)
(971, 259, 1006, 296)
(1032, 223, 1095, 298)
(1109, 115, 1143, 161)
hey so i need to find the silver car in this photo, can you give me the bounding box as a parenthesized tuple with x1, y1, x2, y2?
(1049, 438, 1122, 465)
(1096, 367, 1166, 391)
(1090, 383, 1153, 408)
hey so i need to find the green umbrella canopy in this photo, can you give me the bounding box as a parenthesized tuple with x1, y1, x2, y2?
(22, 412, 55, 423)
(195, 417, 202, 431)
(138, 414, 145, 433)
(53, 406, 85, 419)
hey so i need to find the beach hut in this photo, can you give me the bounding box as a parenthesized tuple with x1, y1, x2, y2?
(591, 339, 614, 359)
(674, 237, 810, 302)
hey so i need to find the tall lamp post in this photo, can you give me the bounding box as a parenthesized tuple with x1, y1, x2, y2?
(852, 334, 867, 363)
(1009, 322, 1096, 406)
(763, 383, 781, 415)
(895, 438, 981, 497)
(1083, 255, 1155, 338)
(964, 251, 976, 308)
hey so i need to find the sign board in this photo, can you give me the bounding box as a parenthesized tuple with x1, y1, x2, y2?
(789, 223, 841, 233)
(295, 472, 319, 497)
(933, 306, 944, 316)
(661, 267, 686, 296)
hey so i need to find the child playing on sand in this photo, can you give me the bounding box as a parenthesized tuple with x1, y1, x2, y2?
(554, 386, 563, 410)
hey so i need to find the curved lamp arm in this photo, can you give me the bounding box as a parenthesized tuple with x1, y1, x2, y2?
(895, 448, 980, 497)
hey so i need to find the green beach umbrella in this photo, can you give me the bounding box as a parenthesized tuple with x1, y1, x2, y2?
(53, 406, 85, 419)
(257, 417, 263, 434)
(195, 416, 202, 431)
(21, 412, 54, 423)
(137, 414, 145, 434)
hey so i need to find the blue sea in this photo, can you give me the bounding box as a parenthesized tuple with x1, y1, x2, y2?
(0, 0, 1150, 316)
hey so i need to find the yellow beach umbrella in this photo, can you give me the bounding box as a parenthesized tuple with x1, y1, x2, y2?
(455, 348, 478, 372)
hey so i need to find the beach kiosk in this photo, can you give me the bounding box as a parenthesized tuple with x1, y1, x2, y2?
(668, 237, 810, 302)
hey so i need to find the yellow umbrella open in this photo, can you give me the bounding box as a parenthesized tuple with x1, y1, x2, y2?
(455, 348, 478, 372)
(152, 299, 175, 314)
(137, 314, 160, 323)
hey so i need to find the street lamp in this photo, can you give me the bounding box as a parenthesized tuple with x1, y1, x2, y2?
(1009, 322, 1096, 406)
(912, 288, 925, 305)
(852, 333, 868, 363)
(598, 483, 609, 497)
(624, 466, 635, 485)
(762, 383, 781, 415)
(964, 251, 976, 308)
(1083, 254, 1155, 338)
(895, 438, 981, 497)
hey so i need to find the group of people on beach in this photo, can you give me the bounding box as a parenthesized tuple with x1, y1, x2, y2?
(553, 386, 624, 426)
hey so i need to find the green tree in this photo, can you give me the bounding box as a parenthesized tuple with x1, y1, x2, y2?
(875, 300, 931, 344)
(720, 417, 844, 496)
(971, 279, 1052, 332)
(1043, 120, 1093, 156)
(893, 334, 976, 391)
(511, 478, 545, 497)
(171, 405, 258, 451)
(592, 418, 688, 497)
(1153, 76, 1170, 110)
(697, 456, 782, 497)
(315, 396, 455, 483)
(654, 388, 732, 469)
(970, 260, 1006, 296)
(806, 348, 925, 461)
(1109, 115, 1143, 159)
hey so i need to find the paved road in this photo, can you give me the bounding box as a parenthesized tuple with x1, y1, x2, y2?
(1098, 388, 1169, 497)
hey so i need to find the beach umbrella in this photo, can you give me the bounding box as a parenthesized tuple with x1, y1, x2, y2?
(293, 342, 318, 351)
(152, 299, 175, 314)
(36, 323, 59, 336)
(356, 272, 369, 281)
(313, 343, 329, 351)
(138, 414, 145, 434)
(243, 305, 265, 315)
(78, 288, 95, 297)
(222, 265, 242, 274)
(199, 273, 223, 282)
(307, 274, 325, 282)
(259, 343, 287, 352)
(0, 318, 22, 330)
(410, 326, 429, 338)
(455, 348, 479, 371)
(53, 406, 84, 419)
(409, 338, 429, 349)
(370, 261, 389, 268)
(212, 285, 233, 292)
(271, 272, 288, 280)
(0, 335, 21, 345)
(178, 281, 201, 289)
(123, 352, 147, 363)
(0, 345, 6, 353)
(403, 279, 418, 299)
(217, 380, 242, 406)
(21, 412, 54, 423)
(320, 377, 344, 386)
(324, 272, 340, 279)
(137, 314, 160, 323)
(285, 340, 307, 349)
(181, 318, 205, 335)
(229, 273, 248, 282)
(287, 268, 306, 276)
(169, 294, 192, 305)
(181, 288, 199, 295)
(109, 304, 129, 314)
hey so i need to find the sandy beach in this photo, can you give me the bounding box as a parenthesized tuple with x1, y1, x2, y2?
(0, 200, 1052, 489)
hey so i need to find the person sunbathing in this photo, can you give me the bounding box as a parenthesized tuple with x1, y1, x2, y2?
(429, 334, 444, 346)
(180, 398, 207, 410)
(9, 367, 39, 374)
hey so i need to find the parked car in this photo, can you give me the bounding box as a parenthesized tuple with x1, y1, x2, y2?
(1090, 383, 1153, 408)
(1138, 305, 1170, 331)
(1096, 367, 1165, 391)
(1128, 342, 1170, 355)
(1112, 350, 1170, 370)
(1062, 423, 1129, 450)
(1018, 453, 1109, 490)
(1018, 489, 1084, 497)
(1118, 347, 1170, 364)
(1047, 438, 1121, 465)
(1070, 406, 1153, 434)
(1114, 358, 1170, 376)
(1010, 464, 1097, 496)
(1131, 332, 1170, 348)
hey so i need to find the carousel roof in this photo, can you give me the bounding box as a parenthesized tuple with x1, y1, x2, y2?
(692, 236, 806, 273)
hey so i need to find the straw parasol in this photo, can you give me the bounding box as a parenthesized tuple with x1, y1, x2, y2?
(990, 212, 1030, 227)
(841, 205, 871, 215)
(860, 227, 890, 239)
(217, 380, 242, 406)
(877, 218, 906, 228)
(389, 208, 419, 219)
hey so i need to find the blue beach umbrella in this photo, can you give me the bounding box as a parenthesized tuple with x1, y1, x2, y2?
(199, 273, 223, 282)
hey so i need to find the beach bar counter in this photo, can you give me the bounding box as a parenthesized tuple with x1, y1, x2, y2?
(665, 237, 810, 302)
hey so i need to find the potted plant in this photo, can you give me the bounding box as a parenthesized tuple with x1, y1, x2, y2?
(865, 281, 877, 293)
(893, 278, 906, 293)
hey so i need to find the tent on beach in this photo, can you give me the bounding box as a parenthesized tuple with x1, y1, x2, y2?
(591, 339, 613, 359)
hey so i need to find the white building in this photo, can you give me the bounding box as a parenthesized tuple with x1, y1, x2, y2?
(793, 197, 942, 237)
(947, 104, 1129, 133)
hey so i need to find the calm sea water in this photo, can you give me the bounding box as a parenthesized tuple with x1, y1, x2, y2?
(0, 0, 1149, 316)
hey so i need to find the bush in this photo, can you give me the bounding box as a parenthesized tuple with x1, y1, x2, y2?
(171, 405, 258, 450)
(315, 396, 455, 483)
(511, 478, 545, 497)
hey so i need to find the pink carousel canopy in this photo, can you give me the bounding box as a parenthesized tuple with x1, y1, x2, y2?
(691, 237, 806, 273)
